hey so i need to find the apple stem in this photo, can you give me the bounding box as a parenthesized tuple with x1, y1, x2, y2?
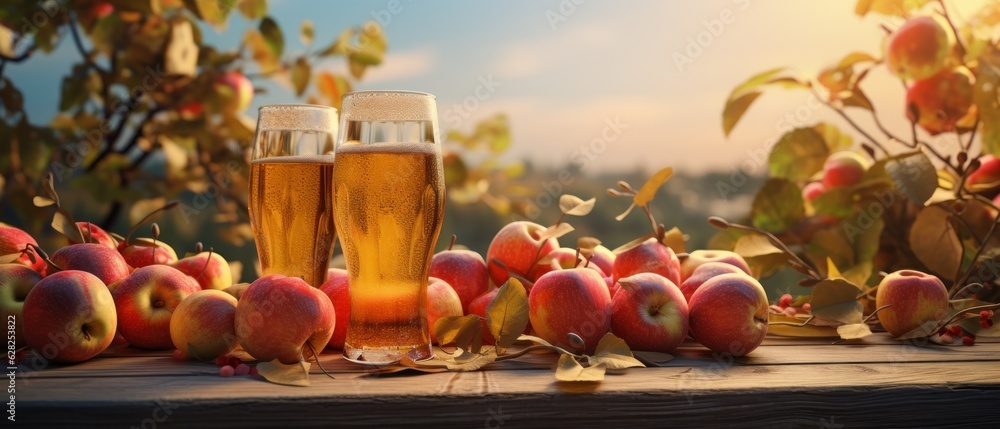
(84, 222, 94, 244)
(195, 241, 203, 254)
(197, 247, 214, 280)
(123, 200, 179, 244)
(304, 341, 336, 380)
(24, 243, 62, 273)
(448, 234, 456, 251)
(863, 304, 892, 325)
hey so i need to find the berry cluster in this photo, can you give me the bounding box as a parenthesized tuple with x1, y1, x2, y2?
(212, 354, 256, 377)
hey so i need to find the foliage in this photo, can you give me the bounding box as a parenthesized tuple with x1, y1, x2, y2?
(717, 0, 1000, 342)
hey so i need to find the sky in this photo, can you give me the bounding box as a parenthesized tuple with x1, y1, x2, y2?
(8, 0, 991, 174)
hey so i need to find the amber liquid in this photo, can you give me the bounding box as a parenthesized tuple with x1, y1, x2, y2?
(249, 156, 336, 287)
(334, 142, 445, 364)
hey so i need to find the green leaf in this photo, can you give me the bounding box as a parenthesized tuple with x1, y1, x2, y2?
(768, 128, 829, 180)
(244, 29, 280, 75)
(812, 186, 855, 217)
(807, 229, 854, 275)
(290, 57, 311, 97)
(722, 91, 762, 137)
(587, 333, 644, 369)
(810, 278, 863, 324)
(259, 17, 284, 57)
(559, 195, 596, 217)
(634, 167, 673, 208)
(813, 123, 853, 152)
(841, 87, 874, 111)
(555, 354, 605, 382)
(300, 19, 314, 45)
(885, 152, 937, 206)
(237, 0, 268, 20)
(257, 359, 310, 387)
(190, 0, 234, 29)
(722, 68, 809, 136)
(751, 178, 804, 232)
(486, 278, 530, 352)
(909, 205, 962, 280)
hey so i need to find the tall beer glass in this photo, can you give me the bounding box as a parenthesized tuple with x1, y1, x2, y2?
(249, 104, 337, 288)
(335, 91, 445, 364)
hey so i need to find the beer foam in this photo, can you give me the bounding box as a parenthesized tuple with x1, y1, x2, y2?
(336, 141, 440, 155)
(340, 91, 437, 122)
(257, 104, 337, 132)
(251, 154, 334, 164)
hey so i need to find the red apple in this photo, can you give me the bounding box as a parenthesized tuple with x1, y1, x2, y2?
(531, 247, 607, 280)
(170, 290, 239, 360)
(0, 224, 45, 274)
(886, 16, 951, 81)
(119, 238, 179, 268)
(0, 264, 43, 346)
(604, 275, 619, 298)
(875, 270, 949, 337)
(67, 222, 118, 249)
(680, 249, 751, 282)
(802, 181, 826, 202)
(429, 249, 489, 314)
(588, 245, 616, 275)
(679, 262, 749, 303)
(170, 251, 232, 290)
(486, 221, 558, 286)
(426, 277, 463, 344)
(215, 71, 254, 113)
(528, 268, 611, 354)
(822, 151, 869, 189)
(235, 274, 335, 364)
(612, 238, 681, 286)
(92, 2, 114, 19)
(319, 268, 350, 349)
(177, 101, 204, 120)
(688, 273, 769, 356)
(51, 243, 131, 286)
(22, 271, 117, 363)
(970, 155, 1000, 189)
(906, 68, 974, 135)
(112, 265, 201, 349)
(611, 273, 688, 353)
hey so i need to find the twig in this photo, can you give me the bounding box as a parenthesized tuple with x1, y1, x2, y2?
(952, 207, 1000, 294)
(937, 0, 967, 57)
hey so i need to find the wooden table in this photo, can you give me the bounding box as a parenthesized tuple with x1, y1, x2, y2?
(15, 334, 1000, 428)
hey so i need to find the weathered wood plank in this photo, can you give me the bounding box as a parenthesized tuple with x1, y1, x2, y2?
(16, 362, 1000, 428)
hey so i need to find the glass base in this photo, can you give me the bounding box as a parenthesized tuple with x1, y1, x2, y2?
(342, 342, 433, 365)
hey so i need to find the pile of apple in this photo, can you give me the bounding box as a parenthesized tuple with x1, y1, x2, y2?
(423, 221, 771, 357)
(0, 220, 238, 364)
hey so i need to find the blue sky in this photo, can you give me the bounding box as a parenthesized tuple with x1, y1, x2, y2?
(8, 0, 991, 173)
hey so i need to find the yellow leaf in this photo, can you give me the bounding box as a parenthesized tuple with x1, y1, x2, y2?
(836, 323, 873, 340)
(555, 354, 605, 382)
(633, 167, 673, 208)
(537, 223, 574, 241)
(661, 226, 686, 254)
(486, 278, 530, 352)
(256, 359, 310, 387)
(587, 333, 644, 369)
(612, 234, 654, 255)
(51, 209, 84, 244)
(826, 258, 844, 279)
(446, 349, 498, 371)
(165, 21, 198, 77)
(433, 314, 481, 351)
(559, 195, 596, 217)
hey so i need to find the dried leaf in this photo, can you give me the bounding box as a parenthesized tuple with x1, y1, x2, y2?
(559, 195, 596, 216)
(577, 237, 602, 252)
(587, 333, 644, 369)
(257, 359, 310, 387)
(165, 21, 198, 77)
(909, 205, 962, 280)
(537, 223, 574, 241)
(733, 234, 784, 258)
(33, 196, 56, 208)
(0, 254, 22, 264)
(766, 314, 840, 337)
(555, 354, 605, 382)
(612, 234, 655, 255)
(446, 349, 498, 371)
(259, 17, 284, 57)
(886, 152, 937, 206)
(516, 334, 554, 347)
(237, 0, 267, 19)
(433, 314, 482, 351)
(661, 227, 686, 254)
(52, 209, 84, 244)
(810, 278, 864, 324)
(837, 323, 874, 340)
(486, 278, 530, 352)
(614, 202, 636, 221)
(634, 167, 673, 208)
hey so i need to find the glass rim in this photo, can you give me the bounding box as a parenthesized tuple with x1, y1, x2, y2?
(342, 90, 436, 100)
(257, 103, 337, 113)
(255, 103, 338, 132)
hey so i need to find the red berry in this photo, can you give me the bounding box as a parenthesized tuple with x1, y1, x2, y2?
(229, 357, 242, 367)
(235, 363, 251, 375)
(783, 307, 797, 317)
(801, 303, 811, 312)
(172, 349, 186, 361)
(214, 356, 229, 367)
(981, 310, 995, 320)
(220, 365, 235, 377)
(962, 335, 975, 346)
(982, 319, 994, 329)
(950, 325, 964, 336)
(937, 327, 948, 336)
(939, 333, 954, 344)
(249, 366, 259, 377)
(779, 294, 793, 309)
